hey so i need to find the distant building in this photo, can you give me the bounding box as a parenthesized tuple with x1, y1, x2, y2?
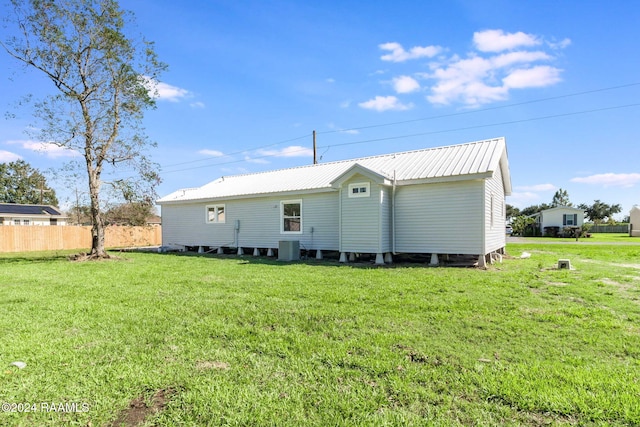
(0, 203, 67, 226)
(529, 206, 585, 236)
(631, 206, 640, 237)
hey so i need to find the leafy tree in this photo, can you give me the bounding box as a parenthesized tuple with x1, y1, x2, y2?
(1, 0, 165, 258)
(66, 204, 92, 225)
(506, 204, 520, 221)
(551, 188, 572, 207)
(104, 201, 155, 226)
(520, 203, 552, 217)
(0, 160, 59, 205)
(578, 200, 622, 224)
(511, 215, 536, 236)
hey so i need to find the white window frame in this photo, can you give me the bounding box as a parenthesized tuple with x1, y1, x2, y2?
(206, 204, 226, 224)
(348, 182, 370, 198)
(280, 199, 302, 234)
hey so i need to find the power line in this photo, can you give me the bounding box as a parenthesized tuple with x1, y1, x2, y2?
(160, 133, 310, 168)
(106, 82, 640, 176)
(160, 102, 640, 174)
(317, 82, 640, 135)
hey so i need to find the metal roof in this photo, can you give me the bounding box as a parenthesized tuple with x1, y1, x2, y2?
(0, 203, 64, 216)
(158, 137, 510, 203)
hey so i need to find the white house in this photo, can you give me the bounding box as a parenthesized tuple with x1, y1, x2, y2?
(630, 205, 640, 237)
(0, 203, 67, 226)
(530, 206, 585, 236)
(158, 137, 512, 266)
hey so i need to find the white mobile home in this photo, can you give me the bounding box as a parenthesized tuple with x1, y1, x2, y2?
(158, 138, 512, 266)
(530, 206, 585, 236)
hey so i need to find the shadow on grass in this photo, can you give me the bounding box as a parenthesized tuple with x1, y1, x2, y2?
(151, 250, 477, 269)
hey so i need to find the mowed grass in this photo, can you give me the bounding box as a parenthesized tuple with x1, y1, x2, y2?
(0, 243, 639, 426)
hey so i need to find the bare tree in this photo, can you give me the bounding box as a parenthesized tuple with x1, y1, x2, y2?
(2, 0, 165, 258)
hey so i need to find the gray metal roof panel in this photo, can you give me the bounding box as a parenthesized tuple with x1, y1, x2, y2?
(158, 138, 508, 203)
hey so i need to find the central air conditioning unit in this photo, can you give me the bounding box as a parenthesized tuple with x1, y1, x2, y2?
(278, 240, 300, 261)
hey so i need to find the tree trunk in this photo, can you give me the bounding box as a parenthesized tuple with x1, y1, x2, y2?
(87, 168, 108, 258)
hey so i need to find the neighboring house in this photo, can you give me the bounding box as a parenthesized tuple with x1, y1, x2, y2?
(630, 205, 640, 237)
(0, 203, 67, 226)
(158, 137, 512, 266)
(530, 206, 585, 236)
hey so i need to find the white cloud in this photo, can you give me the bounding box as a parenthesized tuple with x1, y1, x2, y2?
(379, 42, 442, 62)
(548, 38, 572, 50)
(327, 123, 360, 135)
(571, 173, 640, 188)
(515, 183, 557, 192)
(8, 139, 79, 158)
(244, 155, 270, 164)
(257, 145, 314, 158)
(198, 149, 224, 157)
(190, 101, 206, 109)
(473, 29, 541, 52)
(140, 76, 190, 102)
(392, 75, 420, 94)
(503, 65, 562, 88)
(326, 78, 335, 83)
(423, 32, 566, 106)
(0, 150, 22, 162)
(358, 96, 413, 112)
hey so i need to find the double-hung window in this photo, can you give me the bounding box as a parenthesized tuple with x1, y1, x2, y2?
(206, 205, 225, 223)
(281, 200, 302, 234)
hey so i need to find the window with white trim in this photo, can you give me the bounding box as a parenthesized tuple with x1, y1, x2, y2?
(348, 182, 370, 198)
(206, 204, 226, 223)
(281, 200, 302, 233)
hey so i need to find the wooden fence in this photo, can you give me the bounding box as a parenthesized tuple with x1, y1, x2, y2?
(0, 225, 161, 253)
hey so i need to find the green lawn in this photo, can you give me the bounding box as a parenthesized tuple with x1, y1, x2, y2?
(0, 244, 639, 426)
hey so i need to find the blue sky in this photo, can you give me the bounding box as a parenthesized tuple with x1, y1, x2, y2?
(1, 0, 639, 219)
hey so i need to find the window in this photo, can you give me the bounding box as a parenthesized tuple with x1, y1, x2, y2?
(206, 205, 226, 223)
(281, 200, 302, 233)
(563, 214, 577, 226)
(348, 182, 370, 198)
(13, 219, 20, 225)
(23, 220, 30, 225)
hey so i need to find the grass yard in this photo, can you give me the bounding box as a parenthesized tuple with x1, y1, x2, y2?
(0, 243, 639, 426)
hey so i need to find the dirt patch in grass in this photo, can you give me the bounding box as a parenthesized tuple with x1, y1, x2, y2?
(195, 360, 230, 371)
(110, 388, 174, 427)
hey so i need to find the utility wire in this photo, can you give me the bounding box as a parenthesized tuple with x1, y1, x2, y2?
(160, 102, 640, 174)
(316, 82, 640, 135)
(105, 82, 640, 176)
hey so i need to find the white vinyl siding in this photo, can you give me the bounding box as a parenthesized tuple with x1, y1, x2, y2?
(484, 166, 506, 254)
(339, 176, 384, 253)
(395, 180, 483, 254)
(161, 192, 339, 250)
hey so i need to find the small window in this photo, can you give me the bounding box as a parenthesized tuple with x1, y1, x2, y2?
(23, 220, 30, 225)
(206, 205, 226, 223)
(348, 182, 370, 198)
(563, 214, 577, 226)
(281, 200, 302, 234)
(13, 219, 20, 225)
